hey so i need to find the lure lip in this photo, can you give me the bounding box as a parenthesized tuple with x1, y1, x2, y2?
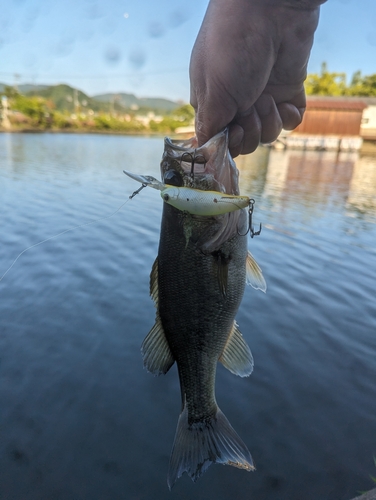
(123, 170, 165, 191)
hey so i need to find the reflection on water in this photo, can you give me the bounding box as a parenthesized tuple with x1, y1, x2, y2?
(348, 155, 376, 215)
(0, 134, 375, 500)
(238, 147, 376, 223)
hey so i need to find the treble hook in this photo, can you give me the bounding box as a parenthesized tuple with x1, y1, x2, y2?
(129, 183, 147, 199)
(180, 151, 207, 180)
(180, 151, 195, 180)
(238, 198, 262, 238)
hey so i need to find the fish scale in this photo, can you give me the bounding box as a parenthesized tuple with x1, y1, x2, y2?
(157, 206, 247, 423)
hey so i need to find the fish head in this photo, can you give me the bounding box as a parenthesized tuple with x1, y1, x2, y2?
(161, 129, 239, 196)
(160, 129, 247, 254)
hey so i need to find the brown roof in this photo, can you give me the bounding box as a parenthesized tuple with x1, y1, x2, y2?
(306, 97, 367, 111)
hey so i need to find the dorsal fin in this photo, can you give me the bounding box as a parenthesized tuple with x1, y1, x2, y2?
(219, 321, 253, 377)
(246, 251, 266, 292)
(141, 257, 175, 375)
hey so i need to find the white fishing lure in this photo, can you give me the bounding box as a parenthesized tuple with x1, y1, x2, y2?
(123, 170, 250, 216)
(161, 187, 250, 216)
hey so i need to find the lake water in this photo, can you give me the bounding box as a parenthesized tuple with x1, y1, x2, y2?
(0, 133, 375, 500)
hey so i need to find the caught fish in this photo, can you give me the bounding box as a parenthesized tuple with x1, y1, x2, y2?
(133, 130, 266, 488)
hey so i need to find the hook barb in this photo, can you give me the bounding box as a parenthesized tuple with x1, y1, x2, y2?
(237, 198, 262, 238)
(180, 151, 207, 181)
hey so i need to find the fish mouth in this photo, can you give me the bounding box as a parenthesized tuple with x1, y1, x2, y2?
(162, 129, 240, 196)
(162, 129, 246, 253)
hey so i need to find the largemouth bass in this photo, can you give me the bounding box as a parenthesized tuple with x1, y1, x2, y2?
(139, 130, 266, 488)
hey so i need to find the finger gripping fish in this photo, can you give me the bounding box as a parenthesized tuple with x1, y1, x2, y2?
(138, 130, 266, 488)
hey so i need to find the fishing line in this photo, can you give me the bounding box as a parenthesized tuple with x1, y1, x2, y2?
(0, 184, 147, 283)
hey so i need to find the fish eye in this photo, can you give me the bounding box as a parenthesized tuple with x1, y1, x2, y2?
(163, 169, 183, 187)
(163, 193, 170, 201)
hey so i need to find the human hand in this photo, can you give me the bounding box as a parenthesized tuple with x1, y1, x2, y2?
(190, 0, 325, 157)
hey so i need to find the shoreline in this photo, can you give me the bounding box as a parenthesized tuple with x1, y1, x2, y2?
(1, 128, 375, 153)
(0, 127, 164, 137)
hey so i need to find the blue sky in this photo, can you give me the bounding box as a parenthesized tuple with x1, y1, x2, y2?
(1, 0, 375, 102)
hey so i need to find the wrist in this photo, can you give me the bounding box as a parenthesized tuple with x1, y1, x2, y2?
(207, 0, 326, 11)
(280, 0, 326, 8)
(249, 0, 326, 8)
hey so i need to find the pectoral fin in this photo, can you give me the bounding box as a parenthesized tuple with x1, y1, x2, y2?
(246, 251, 267, 292)
(219, 321, 254, 377)
(212, 250, 230, 298)
(141, 257, 175, 375)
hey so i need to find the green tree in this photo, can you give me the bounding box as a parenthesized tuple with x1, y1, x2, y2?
(93, 114, 145, 132)
(3, 85, 19, 99)
(305, 62, 347, 96)
(172, 104, 195, 122)
(348, 72, 376, 96)
(12, 94, 51, 126)
(305, 63, 376, 97)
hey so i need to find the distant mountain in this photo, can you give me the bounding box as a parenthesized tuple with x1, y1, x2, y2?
(19, 84, 50, 94)
(92, 93, 181, 113)
(0, 83, 182, 114)
(25, 84, 106, 113)
(0, 83, 49, 94)
(1, 82, 183, 114)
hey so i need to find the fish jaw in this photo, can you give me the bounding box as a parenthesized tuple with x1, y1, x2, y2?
(161, 129, 240, 195)
(160, 129, 245, 252)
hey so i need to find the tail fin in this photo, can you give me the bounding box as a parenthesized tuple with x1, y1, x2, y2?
(167, 405, 254, 489)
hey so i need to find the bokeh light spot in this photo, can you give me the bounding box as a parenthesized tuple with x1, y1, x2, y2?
(104, 46, 121, 65)
(128, 48, 146, 69)
(148, 21, 165, 38)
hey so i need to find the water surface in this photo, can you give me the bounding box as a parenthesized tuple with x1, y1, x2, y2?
(0, 133, 375, 500)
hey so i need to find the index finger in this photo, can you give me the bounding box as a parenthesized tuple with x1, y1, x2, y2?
(191, 92, 237, 147)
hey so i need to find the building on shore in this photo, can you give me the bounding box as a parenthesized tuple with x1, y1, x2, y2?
(175, 96, 376, 153)
(276, 96, 376, 152)
(360, 97, 376, 141)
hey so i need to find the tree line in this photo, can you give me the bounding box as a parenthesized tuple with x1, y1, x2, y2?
(305, 62, 376, 97)
(0, 85, 195, 133)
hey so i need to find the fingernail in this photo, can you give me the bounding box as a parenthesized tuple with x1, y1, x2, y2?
(228, 124, 244, 149)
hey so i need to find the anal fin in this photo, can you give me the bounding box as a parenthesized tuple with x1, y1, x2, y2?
(246, 251, 267, 292)
(219, 321, 254, 377)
